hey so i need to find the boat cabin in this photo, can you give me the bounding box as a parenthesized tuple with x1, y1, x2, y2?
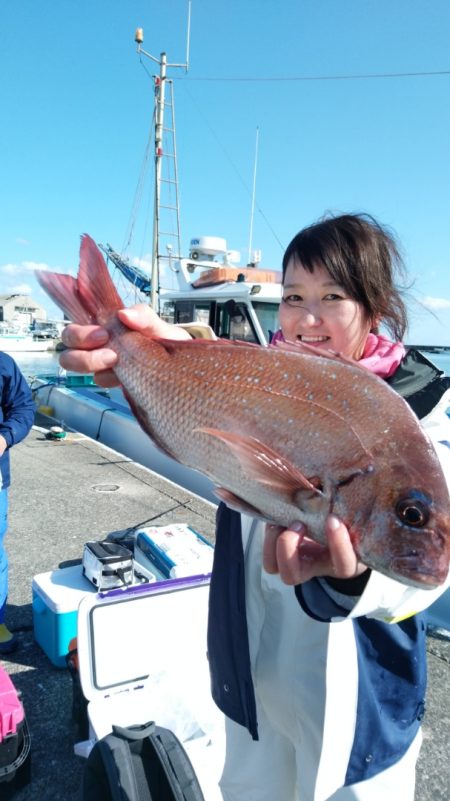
(158, 236, 283, 346)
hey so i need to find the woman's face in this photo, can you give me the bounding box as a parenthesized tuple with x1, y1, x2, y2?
(279, 258, 373, 360)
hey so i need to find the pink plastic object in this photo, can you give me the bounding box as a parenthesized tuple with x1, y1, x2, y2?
(0, 668, 24, 743)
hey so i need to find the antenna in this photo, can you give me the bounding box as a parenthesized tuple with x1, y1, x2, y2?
(185, 0, 192, 72)
(134, 2, 191, 311)
(247, 126, 259, 265)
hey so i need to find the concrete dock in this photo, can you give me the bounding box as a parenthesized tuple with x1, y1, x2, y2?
(1, 414, 449, 800)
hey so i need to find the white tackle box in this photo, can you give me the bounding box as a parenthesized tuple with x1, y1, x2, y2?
(75, 574, 225, 800)
(133, 524, 215, 579)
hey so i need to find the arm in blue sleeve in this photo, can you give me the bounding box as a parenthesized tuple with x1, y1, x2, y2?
(295, 571, 371, 622)
(0, 357, 36, 447)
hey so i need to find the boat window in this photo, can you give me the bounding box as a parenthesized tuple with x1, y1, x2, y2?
(167, 301, 214, 328)
(218, 301, 258, 343)
(193, 306, 211, 326)
(160, 301, 175, 324)
(251, 301, 280, 343)
(161, 299, 269, 344)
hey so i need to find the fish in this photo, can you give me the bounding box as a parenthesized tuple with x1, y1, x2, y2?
(37, 234, 450, 589)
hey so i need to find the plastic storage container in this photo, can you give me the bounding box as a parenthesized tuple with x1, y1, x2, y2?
(0, 668, 31, 797)
(75, 574, 225, 800)
(32, 564, 97, 667)
(134, 525, 214, 579)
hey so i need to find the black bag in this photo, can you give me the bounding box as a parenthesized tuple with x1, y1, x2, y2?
(82, 721, 206, 801)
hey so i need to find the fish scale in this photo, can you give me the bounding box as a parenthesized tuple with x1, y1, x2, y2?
(36, 234, 450, 589)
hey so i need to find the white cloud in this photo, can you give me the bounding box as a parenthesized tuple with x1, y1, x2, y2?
(0, 263, 21, 275)
(131, 255, 152, 271)
(0, 260, 52, 275)
(420, 296, 450, 310)
(15, 237, 30, 246)
(11, 283, 33, 294)
(0, 260, 73, 281)
(22, 260, 53, 272)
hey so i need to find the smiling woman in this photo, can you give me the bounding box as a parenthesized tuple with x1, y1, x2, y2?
(280, 262, 373, 359)
(41, 213, 450, 801)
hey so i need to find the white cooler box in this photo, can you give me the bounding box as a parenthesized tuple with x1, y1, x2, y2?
(75, 574, 225, 801)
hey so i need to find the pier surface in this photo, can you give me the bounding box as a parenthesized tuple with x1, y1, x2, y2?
(1, 415, 449, 800)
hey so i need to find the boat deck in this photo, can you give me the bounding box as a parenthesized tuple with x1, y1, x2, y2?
(1, 413, 449, 800)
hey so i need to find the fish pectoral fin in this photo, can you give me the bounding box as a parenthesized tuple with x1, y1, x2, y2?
(214, 487, 265, 517)
(195, 427, 321, 498)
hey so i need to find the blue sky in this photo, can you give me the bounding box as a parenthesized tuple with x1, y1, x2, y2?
(2, 1, 450, 344)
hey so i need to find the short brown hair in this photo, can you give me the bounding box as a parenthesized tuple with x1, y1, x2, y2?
(282, 213, 408, 341)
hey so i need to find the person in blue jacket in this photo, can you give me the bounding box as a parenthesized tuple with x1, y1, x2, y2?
(58, 213, 450, 801)
(0, 353, 35, 654)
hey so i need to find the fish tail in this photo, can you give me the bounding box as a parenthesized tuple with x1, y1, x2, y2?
(36, 234, 124, 325)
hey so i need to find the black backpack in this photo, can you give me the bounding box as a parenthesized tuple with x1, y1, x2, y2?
(82, 721, 206, 801)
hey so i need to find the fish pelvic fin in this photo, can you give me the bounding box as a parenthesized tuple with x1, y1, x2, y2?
(214, 487, 265, 517)
(36, 234, 124, 325)
(195, 427, 321, 499)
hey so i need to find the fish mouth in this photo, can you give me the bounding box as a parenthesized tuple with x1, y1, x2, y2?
(390, 555, 448, 589)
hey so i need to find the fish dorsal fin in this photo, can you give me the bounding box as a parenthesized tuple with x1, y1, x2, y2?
(195, 427, 321, 498)
(155, 336, 262, 355)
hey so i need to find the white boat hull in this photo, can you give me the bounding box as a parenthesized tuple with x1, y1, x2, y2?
(32, 379, 217, 504)
(0, 336, 56, 352)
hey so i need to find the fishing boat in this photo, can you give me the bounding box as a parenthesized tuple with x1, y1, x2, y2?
(100, 235, 282, 346)
(0, 323, 57, 353)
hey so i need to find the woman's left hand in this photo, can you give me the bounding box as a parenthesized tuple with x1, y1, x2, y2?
(263, 515, 367, 584)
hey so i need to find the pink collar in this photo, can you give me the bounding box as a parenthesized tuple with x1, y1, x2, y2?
(270, 330, 405, 379)
(358, 333, 406, 378)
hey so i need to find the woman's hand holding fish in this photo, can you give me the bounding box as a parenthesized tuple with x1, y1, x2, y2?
(60, 304, 191, 387)
(263, 516, 367, 584)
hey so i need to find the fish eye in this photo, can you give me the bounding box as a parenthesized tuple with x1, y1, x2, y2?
(395, 497, 430, 528)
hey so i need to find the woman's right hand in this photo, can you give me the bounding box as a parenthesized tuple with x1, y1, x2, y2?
(263, 515, 367, 585)
(60, 304, 190, 387)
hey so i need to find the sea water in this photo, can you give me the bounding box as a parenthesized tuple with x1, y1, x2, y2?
(8, 347, 450, 380)
(9, 350, 61, 381)
(431, 352, 450, 376)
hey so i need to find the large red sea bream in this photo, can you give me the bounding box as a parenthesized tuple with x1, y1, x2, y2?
(37, 235, 450, 589)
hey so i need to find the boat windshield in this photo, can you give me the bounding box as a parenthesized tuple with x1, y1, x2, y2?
(251, 301, 280, 343)
(161, 298, 281, 345)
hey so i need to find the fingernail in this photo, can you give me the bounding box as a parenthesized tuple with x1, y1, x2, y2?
(90, 329, 109, 343)
(97, 349, 117, 366)
(288, 521, 305, 533)
(328, 515, 341, 531)
(122, 308, 141, 320)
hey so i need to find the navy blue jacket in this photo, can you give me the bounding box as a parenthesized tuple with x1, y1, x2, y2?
(0, 353, 36, 488)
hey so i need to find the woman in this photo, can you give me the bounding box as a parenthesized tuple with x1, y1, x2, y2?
(60, 213, 450, 801)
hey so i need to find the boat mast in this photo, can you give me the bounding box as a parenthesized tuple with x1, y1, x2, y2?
(134, 5, 190, 312)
